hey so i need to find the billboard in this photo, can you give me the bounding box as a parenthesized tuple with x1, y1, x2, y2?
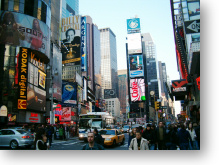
(81, 16, 87, 72)
(52, 44, 62, 101)
(26, 112, 41, 123)
(128, 54, 144, 78)
(62, 81, 77, 105)
(130, 79, 146, 102)
(104, 89, 116, 99)
(61, 107, 71, 122)
(127, 18, 141, 34)
(171, 79, 187, 100)
(187, 1, 200, 21)
(61, 15, 81, 65)
(18, 47, 48, 111)
(0, 11, 50, 56)
(83, 77, 87, 101)
(127, 33, 142, 54)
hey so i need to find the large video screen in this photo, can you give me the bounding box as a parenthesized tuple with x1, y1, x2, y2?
(127, 33, 142, 54)
(128, 54, 144, 78)
(130, 78, 146, 102)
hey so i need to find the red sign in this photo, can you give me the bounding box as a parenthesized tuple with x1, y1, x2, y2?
(61, 107, 71, 121)
(196, 77, 200, 90)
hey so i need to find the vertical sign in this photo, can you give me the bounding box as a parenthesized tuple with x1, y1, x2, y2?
(81, 16, 87, 72)
(18, 48, 28, 109)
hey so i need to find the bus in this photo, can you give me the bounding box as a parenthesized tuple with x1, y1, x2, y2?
(78, 112, 115, 141)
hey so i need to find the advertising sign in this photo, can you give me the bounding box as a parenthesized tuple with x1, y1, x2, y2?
(127, 18, 141, 34)
(26, 112, 41, 123)
(52, 44, 62, 101)
(127, 33, 142, 54)
(187, 1, 200, 21)
(171, 79, 187, 97)
(104, 89, 116, 99)
(184, 19, 200, 34)
(77, 85, 83, 103)
(61, 15, 81, 65)
(62, 81, 77, 105)
(130, 79, 146, 102)
(128, 54, 144, 78)
(83, 77, 87, 101)
(81, 16, 87, 72)
(0, 11, 50, 56)
(0, 105, 7, 117)
(61, 107, 71, 121)
(8, 114, 16, 122)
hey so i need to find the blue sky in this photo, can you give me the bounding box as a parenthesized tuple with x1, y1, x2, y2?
(79, 0, 181, 114)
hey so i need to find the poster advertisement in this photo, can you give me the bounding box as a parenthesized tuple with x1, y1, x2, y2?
(0, 11, 50, 56)
(39, 70, 46, 89)
(61, 107, 71, 122)
(61, 15, 81, 65)
(62, 81, 77, 105)
(127, 18, 141, 34)
(127, 33, 142, 54)
(26, 112, 41, 123)
(129, 54, 144, 78)
(187, 1, 200, 20)
(130, 79, 146, 102)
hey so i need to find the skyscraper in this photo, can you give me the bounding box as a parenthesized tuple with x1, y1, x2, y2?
(158, 61, 168, 99)
(100, 28, 118, 98)
(61, 0, 79, 18)
(142, 33, 159, 100)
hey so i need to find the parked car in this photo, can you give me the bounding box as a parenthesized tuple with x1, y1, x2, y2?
(99, 129, 125, 147)
(0, 129, 34, 149)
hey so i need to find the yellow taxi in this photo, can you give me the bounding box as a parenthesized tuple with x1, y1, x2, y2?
(99, 129, 125, 146)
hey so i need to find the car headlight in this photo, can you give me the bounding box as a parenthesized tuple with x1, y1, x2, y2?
(105, 138, 112, 141)
(79, 134, 84, 137)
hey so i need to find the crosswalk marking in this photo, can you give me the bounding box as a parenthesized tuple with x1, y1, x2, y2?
(63, 142, 78, 145)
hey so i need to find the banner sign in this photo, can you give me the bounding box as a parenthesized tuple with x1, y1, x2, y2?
(61, 15, 81, 65)
(0, 11, 50, 56)
(81, 16, 87, 72)
(130, 79, 146, 102)
(62, 81, 77, 105)
(61, 107, 71, 121)
(127, 18, 141, 34)
(128, 54, 144, 78)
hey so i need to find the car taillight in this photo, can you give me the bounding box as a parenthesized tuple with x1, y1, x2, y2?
(22, 136, 30, 139)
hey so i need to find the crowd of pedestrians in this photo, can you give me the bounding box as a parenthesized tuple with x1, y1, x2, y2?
(128, 121, 200, 150)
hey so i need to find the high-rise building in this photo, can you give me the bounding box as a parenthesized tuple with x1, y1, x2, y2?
(142, 33, 159, 100)
(61, 0, 79, 18)
(105, 98, 120, 117)
(100, 28, 118, 98)
(118, 70, 128, 115)
(158, 61, 168, 99)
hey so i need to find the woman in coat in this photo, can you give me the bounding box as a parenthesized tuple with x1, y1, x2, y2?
(129, 130, 149, 150)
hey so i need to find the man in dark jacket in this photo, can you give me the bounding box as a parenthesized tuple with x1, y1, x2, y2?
(177, 123, 192, 150)
(93, 128, 104, 146)
(155, 121, 167, 150)
(142, 124, 156, 150)
(82, 132, 104, 150)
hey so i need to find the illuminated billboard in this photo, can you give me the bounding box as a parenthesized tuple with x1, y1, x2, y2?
(61, 107, 71, 122)
(0, 11, 50, 56)
(61, 15, 81, 65)
(127, 33, 142, 54)
(62, 81, 77, 105)
(18, 47, 48, 111)
(81, 16, 87, 72)
(130, 79, 146, 102)
(128, 54, 144, 78)
(127, 18, 141, 34)
(187, 1, 200, 20)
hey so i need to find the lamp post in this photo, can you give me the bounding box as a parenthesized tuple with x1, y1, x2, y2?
(47, 65, 58, 125)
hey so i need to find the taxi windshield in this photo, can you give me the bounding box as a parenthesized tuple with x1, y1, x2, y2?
(99, 130, 115, 135)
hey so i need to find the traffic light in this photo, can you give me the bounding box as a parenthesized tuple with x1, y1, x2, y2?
(155, 101, 161, 110)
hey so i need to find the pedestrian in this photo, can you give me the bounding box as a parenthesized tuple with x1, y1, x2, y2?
(82, 132, 105, 150)
(194, 122, 200, 150)
(142, 124, 156, 150)
(93, 128, 104, 146)
(129, 130, 149, 150)
(59, 125, 64, 140)
(165, 124, 178, 150)
(155, 121, 167, 150)
(46, 125, 53, 147)
(187, 122, 198, 150)
(35, 128, 49, 150)
(177, 123, 192, 150)
(128, 127, 137, 148)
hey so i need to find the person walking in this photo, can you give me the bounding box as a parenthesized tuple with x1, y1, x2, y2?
(82, 132, 104, 150)
(187, 122, 198, 150)
(35, 128, 49, 150)
(165, 124, 178, 150)
(155, 121, 167, 150)
(128, 127, 137, 148)
(46, 125, 53, 147)
(194, 122, 200, 150)
(59, 125, 64, 140)
(129, 130, 149, 150)
(142, 124, 156, 150)
(93, 128, 104, 146)
(177, 123, 192, 150)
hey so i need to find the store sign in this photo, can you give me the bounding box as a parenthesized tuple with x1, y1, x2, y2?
(130, 79, 146, 102)
(26, 112, 41, 123)
(18, 48, 28, 109)
(172, 79, 187, 94)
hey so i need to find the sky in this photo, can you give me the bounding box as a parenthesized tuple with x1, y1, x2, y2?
(79, 0, 181, 115)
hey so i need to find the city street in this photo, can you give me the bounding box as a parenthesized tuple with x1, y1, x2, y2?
(0, 133, 130, 150)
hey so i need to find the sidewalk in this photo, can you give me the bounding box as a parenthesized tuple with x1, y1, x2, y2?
(52, 136, 78, 144)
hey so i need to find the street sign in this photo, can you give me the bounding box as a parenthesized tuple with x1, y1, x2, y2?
(160, 106, 167, 109)
(184, 20, 200, 34)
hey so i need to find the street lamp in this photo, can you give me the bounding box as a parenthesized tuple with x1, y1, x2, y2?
(46, 65, 58, 125)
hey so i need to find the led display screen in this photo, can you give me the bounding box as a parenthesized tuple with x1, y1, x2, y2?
(130, 78, 146, 102)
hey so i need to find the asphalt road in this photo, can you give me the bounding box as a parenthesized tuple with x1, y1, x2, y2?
(0, 133, 130, 150)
